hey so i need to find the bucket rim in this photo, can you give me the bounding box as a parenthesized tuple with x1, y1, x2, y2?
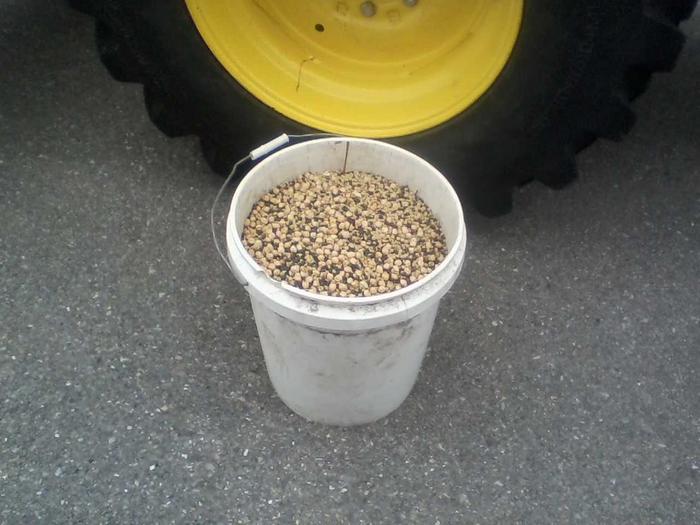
(227, 137, 466, 307)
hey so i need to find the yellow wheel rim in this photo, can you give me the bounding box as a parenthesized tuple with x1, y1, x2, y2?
(185, 0, 523, 137)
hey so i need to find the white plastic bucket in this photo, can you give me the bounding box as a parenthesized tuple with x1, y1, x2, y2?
(226, 138, 466, 425)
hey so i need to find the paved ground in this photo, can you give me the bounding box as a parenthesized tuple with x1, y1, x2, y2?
(1, 2, 698, 524)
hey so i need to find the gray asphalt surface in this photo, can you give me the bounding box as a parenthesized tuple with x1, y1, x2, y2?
(1, 2, 699, 524)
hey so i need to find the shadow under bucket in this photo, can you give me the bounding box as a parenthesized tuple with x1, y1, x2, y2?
(226, 138, 467, 425)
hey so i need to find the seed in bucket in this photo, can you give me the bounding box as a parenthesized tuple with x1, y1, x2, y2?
(242, 171, 447, 297)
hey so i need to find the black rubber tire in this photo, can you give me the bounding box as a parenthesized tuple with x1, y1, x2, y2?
(71, 0, 696, 216)
(95, 20, 142, 83)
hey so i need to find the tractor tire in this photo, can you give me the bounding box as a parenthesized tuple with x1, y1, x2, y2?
(71, 0, 696, 216)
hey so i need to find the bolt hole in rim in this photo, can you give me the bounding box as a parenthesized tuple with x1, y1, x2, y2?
(185, 0, 523, 137)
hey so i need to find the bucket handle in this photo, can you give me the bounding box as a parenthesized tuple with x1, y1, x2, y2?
(211, 133, 339, 286)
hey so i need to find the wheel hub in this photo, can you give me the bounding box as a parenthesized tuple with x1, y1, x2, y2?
(185, 0, 523, 137)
